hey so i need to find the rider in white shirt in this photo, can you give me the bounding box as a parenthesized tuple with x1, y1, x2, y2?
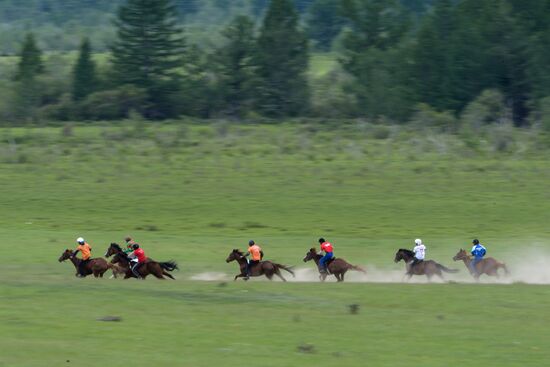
(410, 239, 426, 271)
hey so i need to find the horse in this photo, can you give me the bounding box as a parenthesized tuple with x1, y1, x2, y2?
(394, 249, 458, 281)
(225, 249, 295, 281)
(105, 243, 178, 280)
(58, 249, 120, 278)
(453, 249, 508, 280)
(303, 248, 366, 282)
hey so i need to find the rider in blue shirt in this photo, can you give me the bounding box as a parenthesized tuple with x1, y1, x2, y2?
(470, 239, 486, 275)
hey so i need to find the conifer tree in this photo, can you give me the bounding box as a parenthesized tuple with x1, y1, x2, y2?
(111, 0, 185, 118)
(72, 38, 97, 101)
(256, 0, 310, 117)
(14, 33, 43, 81)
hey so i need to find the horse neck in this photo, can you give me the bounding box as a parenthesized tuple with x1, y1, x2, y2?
(69, 256, 80, 269)
(235, 256, 247, 266)
(400, 252, 413, 262)
(461, 256, 471, 266)
(313, 255, 321, 265)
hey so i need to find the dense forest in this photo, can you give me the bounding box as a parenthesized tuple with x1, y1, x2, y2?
(0, 0, 549, 129)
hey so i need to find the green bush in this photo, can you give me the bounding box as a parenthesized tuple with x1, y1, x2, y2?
(79, 85, 148, 120)
(461, 89, 510, 129)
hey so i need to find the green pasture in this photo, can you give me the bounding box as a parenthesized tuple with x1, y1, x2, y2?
(1, 122, 549, 366)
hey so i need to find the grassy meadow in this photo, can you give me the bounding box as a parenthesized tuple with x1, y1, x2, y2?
(1, 121, 549, 366)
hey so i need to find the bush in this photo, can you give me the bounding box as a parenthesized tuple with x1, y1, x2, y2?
(461, 89, 510, 129)
(539, 96, 550, 132)
(409, 103, 459, 133)
(79, 85, 148, 120)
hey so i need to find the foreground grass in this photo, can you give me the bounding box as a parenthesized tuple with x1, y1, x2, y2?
(2, 274, 549, 367)
(1, 122, 549, 366)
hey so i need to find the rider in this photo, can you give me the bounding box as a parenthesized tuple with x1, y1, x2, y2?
(72, 237, 92, 277)
(244, 240, 263, 279)
(123, 236, 137, 254)
(318, 238, 334, 274)
(410, 239, 426, 272)
(128, 244, 147, 278)
(470, 239, 486, 275)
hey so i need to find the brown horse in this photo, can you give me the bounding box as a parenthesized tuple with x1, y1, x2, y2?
(225, 249, 295, 281)
(58, 249, 120, 278)
(105, 243, 178, 280)
(303, 248, 366, 282)
(453, 249, 508, 280)
(394, 249, 458, 281)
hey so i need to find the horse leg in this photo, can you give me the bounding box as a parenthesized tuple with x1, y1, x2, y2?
(336, 273, 343, 282)
(234, 274, 245, 281)
(162, 271, 175, 280)
(274, 269, 286, 282)
(340, 272, 345, 282)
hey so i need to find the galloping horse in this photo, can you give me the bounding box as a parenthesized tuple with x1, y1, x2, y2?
(105, 243, 178, 280)
(58, 249, 120, 278)
(453, 249, 508, 280)
(225, 249, 295, 281)
(303, 248, 366, 282)
(394, 249, 458, 281)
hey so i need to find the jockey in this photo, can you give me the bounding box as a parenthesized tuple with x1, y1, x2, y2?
(124, 236, 136, 254)
(470, 239, 486, 275)
(318, 238, 334, 274)
(72, 237, 92, 277)
(244, 240, 263, 279)
(128, 244, 147, 278)
(411, 239, 426, 271)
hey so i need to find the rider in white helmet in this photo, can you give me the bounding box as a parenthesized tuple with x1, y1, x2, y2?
(410, 239, 426, 271)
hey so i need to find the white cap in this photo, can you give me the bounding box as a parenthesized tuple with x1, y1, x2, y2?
(414, 239, 422, 245)
(76, 237, 85, 244)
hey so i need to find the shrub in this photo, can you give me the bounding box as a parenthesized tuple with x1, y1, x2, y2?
(461, 89, 510, 129)
(79, 85, 147, 120)
(409, 103, 459, 133)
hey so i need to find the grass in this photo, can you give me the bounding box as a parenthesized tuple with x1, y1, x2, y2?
(1, 121, 549, 366)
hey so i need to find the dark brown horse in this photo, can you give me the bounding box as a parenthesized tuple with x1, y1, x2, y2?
(105, 243, 178, 280)
(225, 249, 295, 281)
(58, 249, 120, 278)
(303, 248, 366, 282)
(394, 249, 458, 281)
(453, 249, 508, 280)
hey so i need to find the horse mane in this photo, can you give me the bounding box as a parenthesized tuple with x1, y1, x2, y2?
(309, 247, 317, 252)
(233, 249, 244, 256)
(111, 243, 122, 251)
(398, 248, 415, 257)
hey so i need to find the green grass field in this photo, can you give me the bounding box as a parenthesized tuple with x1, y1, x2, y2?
(1, 122, 549, 366)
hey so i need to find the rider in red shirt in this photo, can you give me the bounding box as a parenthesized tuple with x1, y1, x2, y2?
(318, 238, 334, 274)
(129, 244, 147, 278)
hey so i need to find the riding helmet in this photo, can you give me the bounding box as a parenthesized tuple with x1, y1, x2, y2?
(248, 240, 255, 246)
(472, 239, 479, 245)
(318, 238, 325, 243)
(132, 244, 140, 249)
(76, 237, 85, 244)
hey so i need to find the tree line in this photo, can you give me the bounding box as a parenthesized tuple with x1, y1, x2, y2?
(2, 0, 550, 128)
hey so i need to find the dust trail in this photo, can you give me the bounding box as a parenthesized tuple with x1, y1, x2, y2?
(192, 249, 550, 284)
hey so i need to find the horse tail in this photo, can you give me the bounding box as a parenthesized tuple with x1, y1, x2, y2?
(159, 261, 179, 272)
(499, 262, 509, 275)
(436, 263, 459, 273)
(350, 264, 367, 273)
(275, 263, 295, 277)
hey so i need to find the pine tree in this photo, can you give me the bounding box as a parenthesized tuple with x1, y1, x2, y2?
(14, 33, 43, 81)
(13, 33, 44, 122)
(256, 0, 310, 117)
(306, 0, 346, 51)
(72, 38, 97, 101)
(216, 15, 258, 118)
(111, 0, 185, 118)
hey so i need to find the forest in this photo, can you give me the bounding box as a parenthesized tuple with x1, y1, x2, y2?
(0, 0, 548, 129)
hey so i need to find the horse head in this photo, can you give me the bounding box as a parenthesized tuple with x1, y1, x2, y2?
(303, 248, 318, 262)
(226, 249, 243, 263)
(453, 249, 468, 261)
(105, 242, 122, 257)
(58, 249, 73, 262)
(394, 249, 414, 263)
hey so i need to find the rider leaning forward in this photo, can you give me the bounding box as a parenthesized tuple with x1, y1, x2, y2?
(410, 238, 426, 271)
(72, 237, 92, 277)
(318, 238, 334, 274)
(244, 240, 263, 279)
(127, 243, 148, 278)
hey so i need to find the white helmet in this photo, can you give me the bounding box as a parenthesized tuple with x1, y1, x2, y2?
(414, 239, 422, 245)
(76, 237, 85, 244)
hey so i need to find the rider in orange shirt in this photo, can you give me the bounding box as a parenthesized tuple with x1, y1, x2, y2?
(244, 240, 263, 279)
(72, 237, 92, 277)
